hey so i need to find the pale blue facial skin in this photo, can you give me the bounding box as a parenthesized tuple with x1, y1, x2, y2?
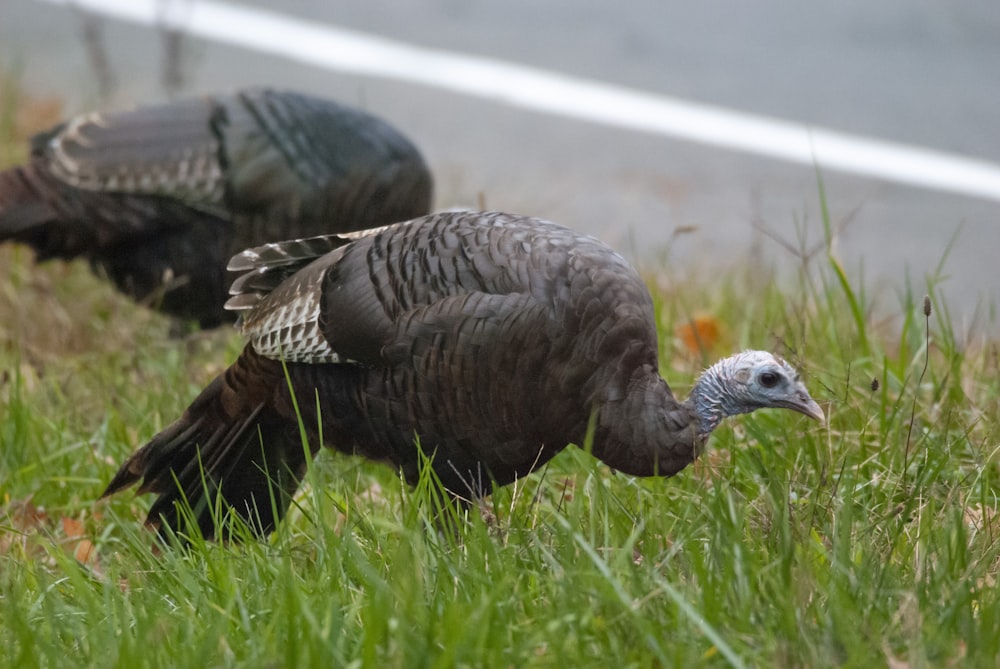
(689, 350, 824, 437)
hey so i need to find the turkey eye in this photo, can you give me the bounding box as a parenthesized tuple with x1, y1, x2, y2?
(759, 372, 779, 387)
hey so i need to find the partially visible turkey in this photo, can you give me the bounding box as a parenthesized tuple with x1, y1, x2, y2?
(0, 87, 432, 327)
(102, 211, 824, 540)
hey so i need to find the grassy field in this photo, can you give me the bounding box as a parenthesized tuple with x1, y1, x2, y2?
(2, 85, 999, 668)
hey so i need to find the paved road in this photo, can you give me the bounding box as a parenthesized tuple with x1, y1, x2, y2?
(2, 0, 998, 334)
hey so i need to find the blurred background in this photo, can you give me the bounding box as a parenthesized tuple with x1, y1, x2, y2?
(2, 0, 999, 335)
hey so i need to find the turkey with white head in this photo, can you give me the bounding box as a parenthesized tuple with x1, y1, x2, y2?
(102, 211, 824, 539)
(0, 87, 432, 327)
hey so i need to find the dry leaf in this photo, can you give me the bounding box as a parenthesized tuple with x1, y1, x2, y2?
(74, 538, 97, 566)
(675, 314, 721, 355)
(60, 515, 104, 575)
(61, 516, 85, 538)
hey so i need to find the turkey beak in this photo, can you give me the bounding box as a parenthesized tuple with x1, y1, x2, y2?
(780, 389, 825, 423)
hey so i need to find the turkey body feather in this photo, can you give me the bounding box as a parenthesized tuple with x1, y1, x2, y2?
(103, 211, 823, 539)
(0, 87, 432, 326)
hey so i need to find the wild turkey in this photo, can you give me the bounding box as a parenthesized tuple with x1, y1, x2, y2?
(0, 87, 432, 327)
(102, 211, 824, 539)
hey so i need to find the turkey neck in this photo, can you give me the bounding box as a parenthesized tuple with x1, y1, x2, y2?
(590, 353, 766, 478)
(687, 361, 731, 438)
(586, 365, 704, 479)
(687, 354, 765, 435)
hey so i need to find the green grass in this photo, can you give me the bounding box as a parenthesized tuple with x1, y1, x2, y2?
(2, 90, 1000, 668)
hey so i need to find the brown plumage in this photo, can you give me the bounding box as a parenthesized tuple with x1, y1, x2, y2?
(0, 87, 432, 327)
(102, 211, 824, 539)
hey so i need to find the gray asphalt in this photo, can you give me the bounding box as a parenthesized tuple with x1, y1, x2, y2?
(2, 0, 998, 334)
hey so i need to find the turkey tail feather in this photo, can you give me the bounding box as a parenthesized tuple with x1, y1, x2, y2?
(102, 351, 315, 540)
(225, 233, 354, 313)
(0, 166, 53, 240)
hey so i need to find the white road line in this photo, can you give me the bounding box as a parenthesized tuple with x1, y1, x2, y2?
(38, 0, 1000, 203)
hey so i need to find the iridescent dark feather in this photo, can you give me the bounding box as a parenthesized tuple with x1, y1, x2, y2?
(103, 211, 823, 539)
(0, 88, 432, 327)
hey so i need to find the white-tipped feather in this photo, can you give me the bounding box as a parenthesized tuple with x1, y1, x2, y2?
(102, 211, 823, 540)
(244, 285, 340, 363)
(0, 87, 433, 327)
